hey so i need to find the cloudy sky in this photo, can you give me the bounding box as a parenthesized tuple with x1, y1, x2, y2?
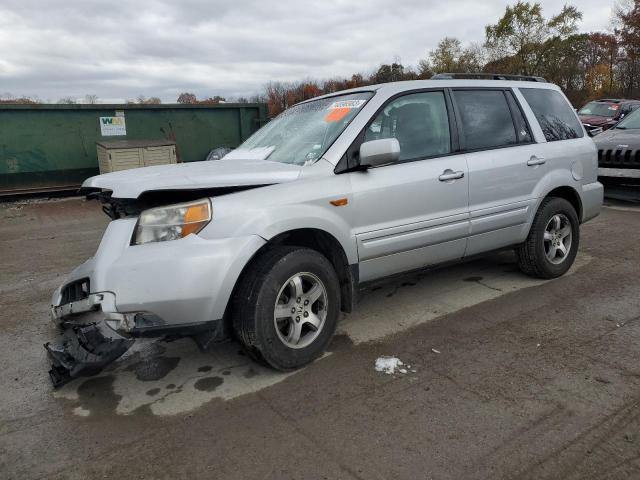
(0, 0, 616, 103)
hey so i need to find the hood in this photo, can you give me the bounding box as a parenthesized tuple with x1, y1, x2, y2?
(593, 128, 640, 150)
(82, 158, 303, 198)
(579, 114, 617, 127)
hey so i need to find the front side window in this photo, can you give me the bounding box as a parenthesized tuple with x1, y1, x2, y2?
(521, 88, 584, 141)
(230, 92, 373, 165)
(453, 90, 518, 150)
(615, 108, 640, 129)
(364, 91, 451, 161)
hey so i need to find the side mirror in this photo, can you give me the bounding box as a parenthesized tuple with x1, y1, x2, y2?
(359, 138, 400, 168)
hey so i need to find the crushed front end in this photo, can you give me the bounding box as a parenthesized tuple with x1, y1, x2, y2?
(44, 191, 267, 388)
(45, 287, 137, 388)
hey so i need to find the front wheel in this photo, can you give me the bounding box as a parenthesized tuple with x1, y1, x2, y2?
(232, 246, 340, 370)
(516, 197, 580, 279)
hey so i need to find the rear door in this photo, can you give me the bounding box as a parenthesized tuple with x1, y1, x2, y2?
(450, 88, 542, 256)
(348, 90, 470, 282)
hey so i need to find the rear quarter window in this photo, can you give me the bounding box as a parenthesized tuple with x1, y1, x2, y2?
(520, 88, 584, 141)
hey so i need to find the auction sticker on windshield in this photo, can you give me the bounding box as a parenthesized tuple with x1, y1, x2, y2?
(328, 100, 366, 110)
(325, 99, 366, 123)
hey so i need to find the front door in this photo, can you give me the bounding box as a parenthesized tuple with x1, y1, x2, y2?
(348, 90, 470, 282)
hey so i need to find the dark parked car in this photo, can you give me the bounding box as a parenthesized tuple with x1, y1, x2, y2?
(578, 99, 640, 136)
(594, 107, 640, 198)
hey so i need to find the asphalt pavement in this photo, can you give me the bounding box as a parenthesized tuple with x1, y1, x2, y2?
(1, 197, 639, 480)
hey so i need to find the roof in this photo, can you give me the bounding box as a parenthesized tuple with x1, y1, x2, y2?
(96, 139, 176, 149)
(299, 78, 560, 105)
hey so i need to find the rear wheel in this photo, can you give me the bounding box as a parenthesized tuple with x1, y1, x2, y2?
(516, 197, 580, 279)
(232, 246, 340, 370)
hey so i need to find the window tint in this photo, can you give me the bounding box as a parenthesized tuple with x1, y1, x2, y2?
(453, 90, 518, 150)
(365, 91, 451, 161)
(505, 91, 533, 143)
(520, 88, 584, 141)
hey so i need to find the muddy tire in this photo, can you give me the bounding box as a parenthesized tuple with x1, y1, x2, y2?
(516, 197, 580, 279)
(232, 246, 340, 370)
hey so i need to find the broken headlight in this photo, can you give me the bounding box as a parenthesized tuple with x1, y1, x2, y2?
(133, 199, 212, 245)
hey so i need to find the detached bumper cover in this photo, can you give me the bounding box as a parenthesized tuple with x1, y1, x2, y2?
(45, 322, 134, 388)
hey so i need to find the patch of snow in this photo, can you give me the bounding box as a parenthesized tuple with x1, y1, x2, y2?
(375, 356, 404, 375)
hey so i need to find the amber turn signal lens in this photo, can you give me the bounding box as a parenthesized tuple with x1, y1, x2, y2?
(330, 198, 349, 207)
(182, 203, 211, 236)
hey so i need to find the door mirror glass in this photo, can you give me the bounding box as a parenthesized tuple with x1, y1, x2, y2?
(359, 138, 401, 167)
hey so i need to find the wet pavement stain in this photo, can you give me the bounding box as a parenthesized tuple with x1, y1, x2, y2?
(327, 333, 354, 353)
(76, 375, 121, 415)
(244, 367, 259, 379)
(146, 388, 161, 396)
(197, 365, 212, 373)
(464, 276, 483, 282)
(222, 370, 231, 376)
(126, 356, 181, 381)
(166, 383, 176, 390)
(194, 376, 224, 392)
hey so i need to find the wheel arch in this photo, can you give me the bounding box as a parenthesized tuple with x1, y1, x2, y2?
(544, 186, 583, 222)
(225, 228, 358, 329)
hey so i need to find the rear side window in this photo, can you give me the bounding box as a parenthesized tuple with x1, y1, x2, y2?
(520, 88, 584, 141)
(453, 90, 518, 150)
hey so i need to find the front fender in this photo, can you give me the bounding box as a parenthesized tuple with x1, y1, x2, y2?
(200, 173, 358, 264)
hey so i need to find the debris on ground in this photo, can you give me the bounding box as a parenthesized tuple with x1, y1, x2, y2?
(375, 356, 404, 375)
(431, 348, 441, 354)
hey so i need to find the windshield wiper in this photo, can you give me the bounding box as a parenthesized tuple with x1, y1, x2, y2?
(615, 126, 627, 129)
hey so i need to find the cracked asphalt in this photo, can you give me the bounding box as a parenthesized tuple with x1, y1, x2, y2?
(1, 197, 639, 479)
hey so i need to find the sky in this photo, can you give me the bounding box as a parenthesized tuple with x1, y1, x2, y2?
(0, 0, 616, 103)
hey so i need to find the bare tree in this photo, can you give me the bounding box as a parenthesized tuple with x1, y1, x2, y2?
(177, 92, 197, 104)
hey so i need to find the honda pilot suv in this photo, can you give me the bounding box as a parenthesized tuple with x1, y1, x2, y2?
(46, 75, 603, 387)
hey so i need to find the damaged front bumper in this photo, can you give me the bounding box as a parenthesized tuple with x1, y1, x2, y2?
(45, 322, 134, 388)
(45, 292, 137, 388)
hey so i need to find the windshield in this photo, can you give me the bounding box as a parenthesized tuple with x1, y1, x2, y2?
(226, 92, 373, 165)
(578, 101, 619, 118)
(615, 108, 640, 129)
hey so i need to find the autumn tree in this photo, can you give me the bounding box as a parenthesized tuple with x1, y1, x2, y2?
(427, 37, 484, 73)
(615, 0, 640, 97)
(484, 2, 582, 76)
(177, 92, 197, 104)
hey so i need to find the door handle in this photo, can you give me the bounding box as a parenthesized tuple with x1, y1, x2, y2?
(527, 156, 546, 166)
(439, 169, 465, 181)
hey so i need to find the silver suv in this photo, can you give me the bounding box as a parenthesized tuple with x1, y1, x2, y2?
(45, 77, 603, 386)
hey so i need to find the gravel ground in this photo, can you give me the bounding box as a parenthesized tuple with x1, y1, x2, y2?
(1, 197, 639, 480)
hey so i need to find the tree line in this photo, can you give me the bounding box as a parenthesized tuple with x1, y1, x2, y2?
(252, 0, 640, 116)
(2, 1, 638, 114)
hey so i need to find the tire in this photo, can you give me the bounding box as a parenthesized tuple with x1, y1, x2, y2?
(232, 246, 340, 370)
(516, 197, 580, 279)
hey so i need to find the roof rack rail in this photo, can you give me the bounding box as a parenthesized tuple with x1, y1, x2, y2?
(431, 72, 547, 83)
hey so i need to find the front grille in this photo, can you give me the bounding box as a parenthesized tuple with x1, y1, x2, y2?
(60, 278, 90, 304)
(598, 149, 640, 169)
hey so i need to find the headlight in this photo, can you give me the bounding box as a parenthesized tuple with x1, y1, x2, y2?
(133, 198, 212, 245)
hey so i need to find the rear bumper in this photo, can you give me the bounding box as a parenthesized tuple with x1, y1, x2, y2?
(581, 181, 604, 223)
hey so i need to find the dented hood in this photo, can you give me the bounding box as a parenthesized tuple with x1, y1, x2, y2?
(82, 158, 303, 198)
